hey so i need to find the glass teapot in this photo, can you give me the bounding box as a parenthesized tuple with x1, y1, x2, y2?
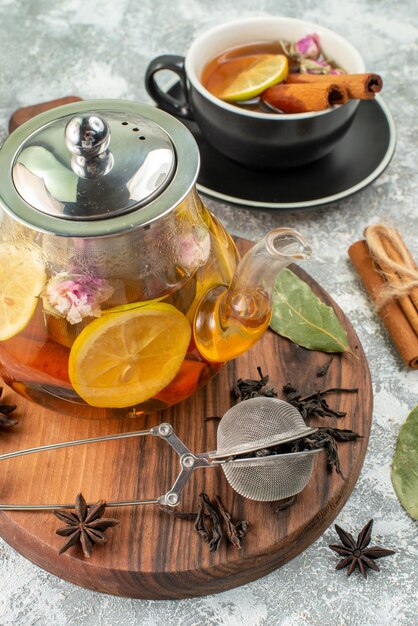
(0, 100, 310, 418)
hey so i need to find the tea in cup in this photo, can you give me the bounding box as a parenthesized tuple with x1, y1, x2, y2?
(146, 16, 369, 169)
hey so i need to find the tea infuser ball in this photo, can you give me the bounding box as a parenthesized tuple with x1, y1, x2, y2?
(214, 397, 320, 502)
(0, 397, 322, 511)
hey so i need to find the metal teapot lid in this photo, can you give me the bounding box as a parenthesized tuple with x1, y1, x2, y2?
(0, 100, 199, 237)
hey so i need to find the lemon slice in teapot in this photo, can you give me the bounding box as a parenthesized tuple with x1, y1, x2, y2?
(68, 302, 191, 408)
(0, 244, 46, 340)
(216, 54, 288, 102)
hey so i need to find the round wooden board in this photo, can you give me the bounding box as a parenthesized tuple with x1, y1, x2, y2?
(0, 238, 372, 599)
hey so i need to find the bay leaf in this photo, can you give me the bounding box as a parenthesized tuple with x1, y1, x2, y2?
(391, 405, 418, 520)
(270, 268, 350, 353)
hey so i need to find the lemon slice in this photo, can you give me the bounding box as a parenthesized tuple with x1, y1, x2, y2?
(68, 302, 191, 408)
(0, 244, 46, 341)
(217, 54, 288, 102)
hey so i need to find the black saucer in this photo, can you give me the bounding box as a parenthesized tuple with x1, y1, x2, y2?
(166, 86, 396, 209)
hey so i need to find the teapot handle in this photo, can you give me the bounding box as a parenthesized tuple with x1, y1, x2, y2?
(145, 55, 193, 120)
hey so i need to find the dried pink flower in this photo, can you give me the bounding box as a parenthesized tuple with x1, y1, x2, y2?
(177, 227, 211, 272)
(295, 33, 321, 59)
(44, 273, 114, 324)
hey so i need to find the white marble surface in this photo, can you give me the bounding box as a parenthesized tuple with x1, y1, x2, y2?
(0, 1, 417, 624)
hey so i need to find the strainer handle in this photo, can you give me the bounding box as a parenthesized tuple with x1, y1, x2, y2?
(153, 424, 210, 507)
(0, 423, 209, 510)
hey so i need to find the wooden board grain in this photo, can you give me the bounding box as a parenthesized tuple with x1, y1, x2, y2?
(0, 239, 372, 599)
(8, 96, 82, 133)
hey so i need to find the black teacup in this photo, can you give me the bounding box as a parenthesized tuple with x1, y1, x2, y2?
(145, 16, 365, 170)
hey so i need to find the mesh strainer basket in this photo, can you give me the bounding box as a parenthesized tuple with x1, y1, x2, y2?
(213, 397, 316, 458)
(221, 449, 321, 502)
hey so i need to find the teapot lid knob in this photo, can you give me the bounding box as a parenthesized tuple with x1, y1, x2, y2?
(65, 113, 111, 158)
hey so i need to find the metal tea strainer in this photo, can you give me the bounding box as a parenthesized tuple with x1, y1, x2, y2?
(0, 398, 321, 511)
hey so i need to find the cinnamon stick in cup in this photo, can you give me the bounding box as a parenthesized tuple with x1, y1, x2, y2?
(261, 83, 348, 113)
(286, 73, 383, 100)
(348, 240, 418, 369)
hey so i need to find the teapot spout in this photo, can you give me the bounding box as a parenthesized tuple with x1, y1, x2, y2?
(193, 228, 311, 362)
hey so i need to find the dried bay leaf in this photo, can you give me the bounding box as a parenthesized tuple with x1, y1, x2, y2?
(270, 268, 350, 353)
(391, 405, 418, 520)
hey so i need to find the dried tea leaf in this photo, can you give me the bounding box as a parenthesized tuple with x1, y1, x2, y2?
(391, 405, 418, 520)
(270, 269, 350, 353)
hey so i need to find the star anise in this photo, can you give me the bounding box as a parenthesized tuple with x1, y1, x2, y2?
(54, 493, 119, 558)
(0, 387, 17, 428)
(329, 519, 395, 578)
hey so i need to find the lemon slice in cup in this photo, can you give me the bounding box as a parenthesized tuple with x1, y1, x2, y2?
(0, 244, 46, 340)
(216, 54, 288, 102)
(68, 302, 191, 408)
